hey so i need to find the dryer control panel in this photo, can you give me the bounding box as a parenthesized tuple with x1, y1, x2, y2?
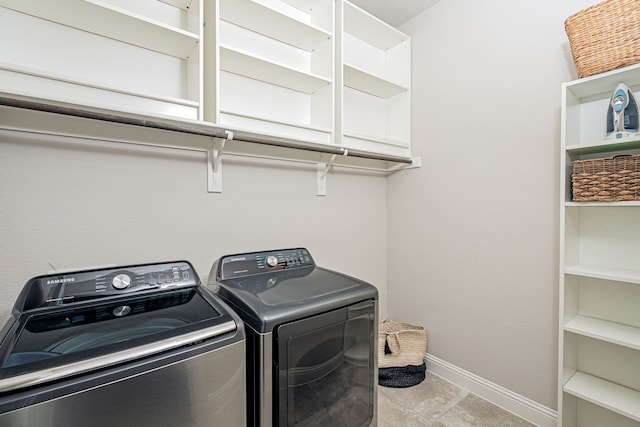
(16, 261, 199, 310)
(217, 248, 314, 280)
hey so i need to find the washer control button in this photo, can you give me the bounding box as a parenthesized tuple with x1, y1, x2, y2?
(112, 274, 131, 290)
(266, 255, 279, 267)
(112, 305, 131, 317)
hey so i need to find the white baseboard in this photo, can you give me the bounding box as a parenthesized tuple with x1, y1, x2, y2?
(425, 354, 557, 427)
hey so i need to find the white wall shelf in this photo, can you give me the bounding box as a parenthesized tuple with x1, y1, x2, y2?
(565, 136, 640, 155)
(564, 372, 640, 423)
(0, 0, 199, 59)
(0, 62, 200, 111)
(564, 65, 640, 100)
(219, 46, 331, 94)
(219, 0, 331, 52)
(559, 63, 640, 427)
(565, 316, 640, 351)
(343, 64, 408, 99)
(342, 1, 408, 51)
(566, 201, 640, 207)
(564, 264, 640, 285)
(343, 131, 409, 149)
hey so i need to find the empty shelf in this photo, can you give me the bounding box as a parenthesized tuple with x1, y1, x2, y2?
(220, 46, 331, 94)
(565, 315, 640, 351)
(343, 64, 407, 98)
(564, 372, 640, 422)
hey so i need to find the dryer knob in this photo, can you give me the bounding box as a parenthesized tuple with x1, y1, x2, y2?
(112, 274, 131, 290)
(266, 255, 279, 267)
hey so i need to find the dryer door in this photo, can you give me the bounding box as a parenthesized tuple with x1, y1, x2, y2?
(276, 300, 375, 426)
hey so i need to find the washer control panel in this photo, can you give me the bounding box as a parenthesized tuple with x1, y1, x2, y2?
(19, 261, 199, 310)
(218, 248, 314, 280)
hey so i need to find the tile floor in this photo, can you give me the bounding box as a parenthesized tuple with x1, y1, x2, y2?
(377, 372, 536, 426)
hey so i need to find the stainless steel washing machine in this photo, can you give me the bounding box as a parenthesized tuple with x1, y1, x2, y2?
(0, 261, 246, 426)
(208, 248, 378, 427)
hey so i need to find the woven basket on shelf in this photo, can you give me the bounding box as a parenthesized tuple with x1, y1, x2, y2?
(378, 320, 427, 369)
(565, 0, 640, 78)
(572, 155, 640, 201)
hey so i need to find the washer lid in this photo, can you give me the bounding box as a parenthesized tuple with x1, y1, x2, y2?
(0, 288, 236, 392)
(214, 259, 377, 333)
(0, 262, 239, 393)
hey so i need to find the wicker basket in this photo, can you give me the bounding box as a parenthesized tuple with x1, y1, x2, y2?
(572, 155, 640, 201)
(565, 0, 640, 78)
(378, 320, 427, 368)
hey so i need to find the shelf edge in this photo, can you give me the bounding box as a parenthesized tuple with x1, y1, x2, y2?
(564, 372, 640, 422)
(564, 264, 640, 284)
(564, 315, 640, 351)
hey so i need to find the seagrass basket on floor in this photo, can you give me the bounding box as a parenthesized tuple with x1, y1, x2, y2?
(565, 0, 640, 78)
(378, 320, 427, 387)
(572, 155, 640, 201)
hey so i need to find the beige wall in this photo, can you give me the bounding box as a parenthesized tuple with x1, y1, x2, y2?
(388, 0, 599, 409)
(0, 126, 388, 321)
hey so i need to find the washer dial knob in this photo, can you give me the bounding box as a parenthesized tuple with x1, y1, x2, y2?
(112, 305, 131, 317)
(266, 255, 279, 267)
(112, 274, 131, 290)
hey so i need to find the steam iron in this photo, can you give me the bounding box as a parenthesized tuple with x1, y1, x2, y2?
(606, 83, 639, 140)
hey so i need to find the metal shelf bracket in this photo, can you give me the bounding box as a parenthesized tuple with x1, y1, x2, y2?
(317, 152, 339, 196)
(207, 130, 233, 193)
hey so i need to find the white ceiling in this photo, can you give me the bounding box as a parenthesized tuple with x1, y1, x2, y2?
(348, 0, 442, 28)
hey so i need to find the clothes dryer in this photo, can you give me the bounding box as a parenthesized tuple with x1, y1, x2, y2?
(208, 248, 378, 427)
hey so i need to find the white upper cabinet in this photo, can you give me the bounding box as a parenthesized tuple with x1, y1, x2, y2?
(0, 0, 413, 163)
(214, 0, 335, 145)
(0, 0, 203, 120)
(337, 0, 411, 157)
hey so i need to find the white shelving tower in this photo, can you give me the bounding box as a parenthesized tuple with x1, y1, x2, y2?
(559, 63, 640, 427)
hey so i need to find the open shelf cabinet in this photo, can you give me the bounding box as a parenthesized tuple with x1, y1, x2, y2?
(559, 63, 640, 427)
(214, 0, 334, 145)
(0, 0, 416, 194)
(337, 0, 411, 157)
(0, 0, 202, 120)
